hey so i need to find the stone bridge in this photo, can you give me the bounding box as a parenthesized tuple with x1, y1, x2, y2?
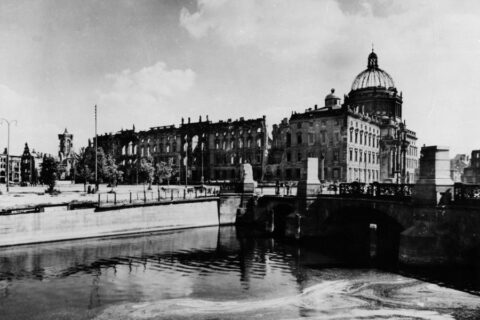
(235, 146, 480, 267)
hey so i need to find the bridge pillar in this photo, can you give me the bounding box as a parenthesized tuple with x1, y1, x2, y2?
(297, 158, 321, 198)
(412, 146, 453, 206)
(239, 163, 256, 194)
(400, 146, 457, 266)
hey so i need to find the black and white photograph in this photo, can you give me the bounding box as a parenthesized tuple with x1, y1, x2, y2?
(1, 0, 480, 319)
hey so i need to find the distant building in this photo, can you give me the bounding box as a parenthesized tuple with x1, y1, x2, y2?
(463, 151, 480, 184)
(58, 128, 75, 180)
(20, 143, 43, 185)
(450, 154, 470, 183)
(0, 148, 21, 184)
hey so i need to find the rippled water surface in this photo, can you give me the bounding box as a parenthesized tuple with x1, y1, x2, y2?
(0, 226, 479, 319)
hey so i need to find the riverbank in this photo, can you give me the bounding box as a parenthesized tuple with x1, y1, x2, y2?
(0, 182, 218, 211)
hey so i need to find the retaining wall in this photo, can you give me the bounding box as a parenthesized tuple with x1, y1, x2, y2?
(0, 199, 219, 247)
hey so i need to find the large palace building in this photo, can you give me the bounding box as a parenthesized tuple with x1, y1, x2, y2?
(94, 50, 419, 184)
(266, 50, 419, 183)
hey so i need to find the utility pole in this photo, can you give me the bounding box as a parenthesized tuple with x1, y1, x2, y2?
(0, 118, 17, 192)
(201, 141, 204, 184)
(94, 105, 98, 192)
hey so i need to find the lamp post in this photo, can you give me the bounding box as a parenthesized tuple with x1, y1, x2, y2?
(0, 118, 17, 192)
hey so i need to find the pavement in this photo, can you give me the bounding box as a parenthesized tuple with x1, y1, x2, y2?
(0, 182, 205, 210)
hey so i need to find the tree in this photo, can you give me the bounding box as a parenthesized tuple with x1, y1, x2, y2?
(40, 155, 58, 193)
(155, 157, 177, 186)
(74, 148, 93, 191)
(138, 156, 155, 190)
(103, 154, 123, 188)
(74, 146, 106, 190)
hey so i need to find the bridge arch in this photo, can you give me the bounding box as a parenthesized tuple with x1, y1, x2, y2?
(321, 205, 405, 265)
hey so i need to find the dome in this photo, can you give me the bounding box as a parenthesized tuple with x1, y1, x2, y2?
(351, 51, 395, 91)
(325, 88, 339, 100)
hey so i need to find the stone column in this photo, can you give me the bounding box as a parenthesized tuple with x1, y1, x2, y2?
(412, 146, 453, 206)
(239, 163, 256, 194)
(297, 157, 322, 197)
(319, 156, 325, 181)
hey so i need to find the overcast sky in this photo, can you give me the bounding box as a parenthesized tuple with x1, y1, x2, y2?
(1, 0, 480, 156)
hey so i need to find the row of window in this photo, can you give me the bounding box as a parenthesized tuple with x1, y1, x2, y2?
(286, 150, 341, 163)
(214, 153, 262, 165)
(286, 131, 341, 147)
(349, 128, 379, 148)
(349, 149, 379, 165)
(348, 167, 380, 182)
(295, 119, 341, 130)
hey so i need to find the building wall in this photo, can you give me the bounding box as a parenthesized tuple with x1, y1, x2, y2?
(95, 116, 267, 183)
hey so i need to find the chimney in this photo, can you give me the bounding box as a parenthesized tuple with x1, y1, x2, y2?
(206, 115, 209, 122)
(314, 105, 317, 110)
(188, 117, 191, 124)
(199, 115, 202, 122)
(181, 117, 184, 125)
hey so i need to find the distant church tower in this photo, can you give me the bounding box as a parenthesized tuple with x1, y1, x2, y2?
(58, 128, 74, 180)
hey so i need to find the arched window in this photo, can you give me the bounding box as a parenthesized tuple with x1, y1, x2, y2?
(238, 138, 243, 148)
(256, 137, 262, 147)
(166, 144, 170, 153)
(247, 138, 252, 148)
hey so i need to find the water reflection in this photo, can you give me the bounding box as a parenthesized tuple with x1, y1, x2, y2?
(0, 226, 479, 320)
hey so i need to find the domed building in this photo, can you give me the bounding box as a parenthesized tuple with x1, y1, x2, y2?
(345, 51, 403, 120)
(267, 50, 419, 184)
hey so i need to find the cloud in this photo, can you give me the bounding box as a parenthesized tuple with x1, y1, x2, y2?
(98, 62, 196, 131)
(179, 0, 480, 154)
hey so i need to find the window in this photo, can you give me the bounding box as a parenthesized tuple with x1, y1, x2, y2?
(359, 150, 362, 162)
(349, 149, 353, 161)
(297, 133, 302, 145)
(334, 132, 340, 143)
(308, 132, 315, 145)
(349, 129, 353, 142)
(359, 131, 363, 144)
(297, 152, 302, 162)
(333, 150, 339, 162)
(355, 131, 358, 143)
(286, 133, 291, 147)
(321, 132, 326, 144)
(286, 152, 291, 162)
(355, 150, 358, 162)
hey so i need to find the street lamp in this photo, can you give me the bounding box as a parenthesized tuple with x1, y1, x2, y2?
(0, 118, 18, 192)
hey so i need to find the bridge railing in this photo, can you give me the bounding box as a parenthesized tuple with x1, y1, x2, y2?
(97, 186, 219, 207)
(453, 183, 480, 204)
(338, 182, 414, 200)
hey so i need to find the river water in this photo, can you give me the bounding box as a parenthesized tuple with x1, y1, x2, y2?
(0, 226, 479, 320)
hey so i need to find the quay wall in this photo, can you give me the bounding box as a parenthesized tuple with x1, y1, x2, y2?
(0, 199, 220, 247)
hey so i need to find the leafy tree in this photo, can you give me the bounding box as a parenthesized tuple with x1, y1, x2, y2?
(138, 156, 155, 190)
(103, 154, 123, 188)
(74, 146, 106, 190)
(155, 157, 177, 186)
(40, 155, 58, 193)
(74, 148, 93, 191)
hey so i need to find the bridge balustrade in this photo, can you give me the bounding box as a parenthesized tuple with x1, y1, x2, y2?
(453, 183, 480, 205)
(338, 182, 413, 200)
